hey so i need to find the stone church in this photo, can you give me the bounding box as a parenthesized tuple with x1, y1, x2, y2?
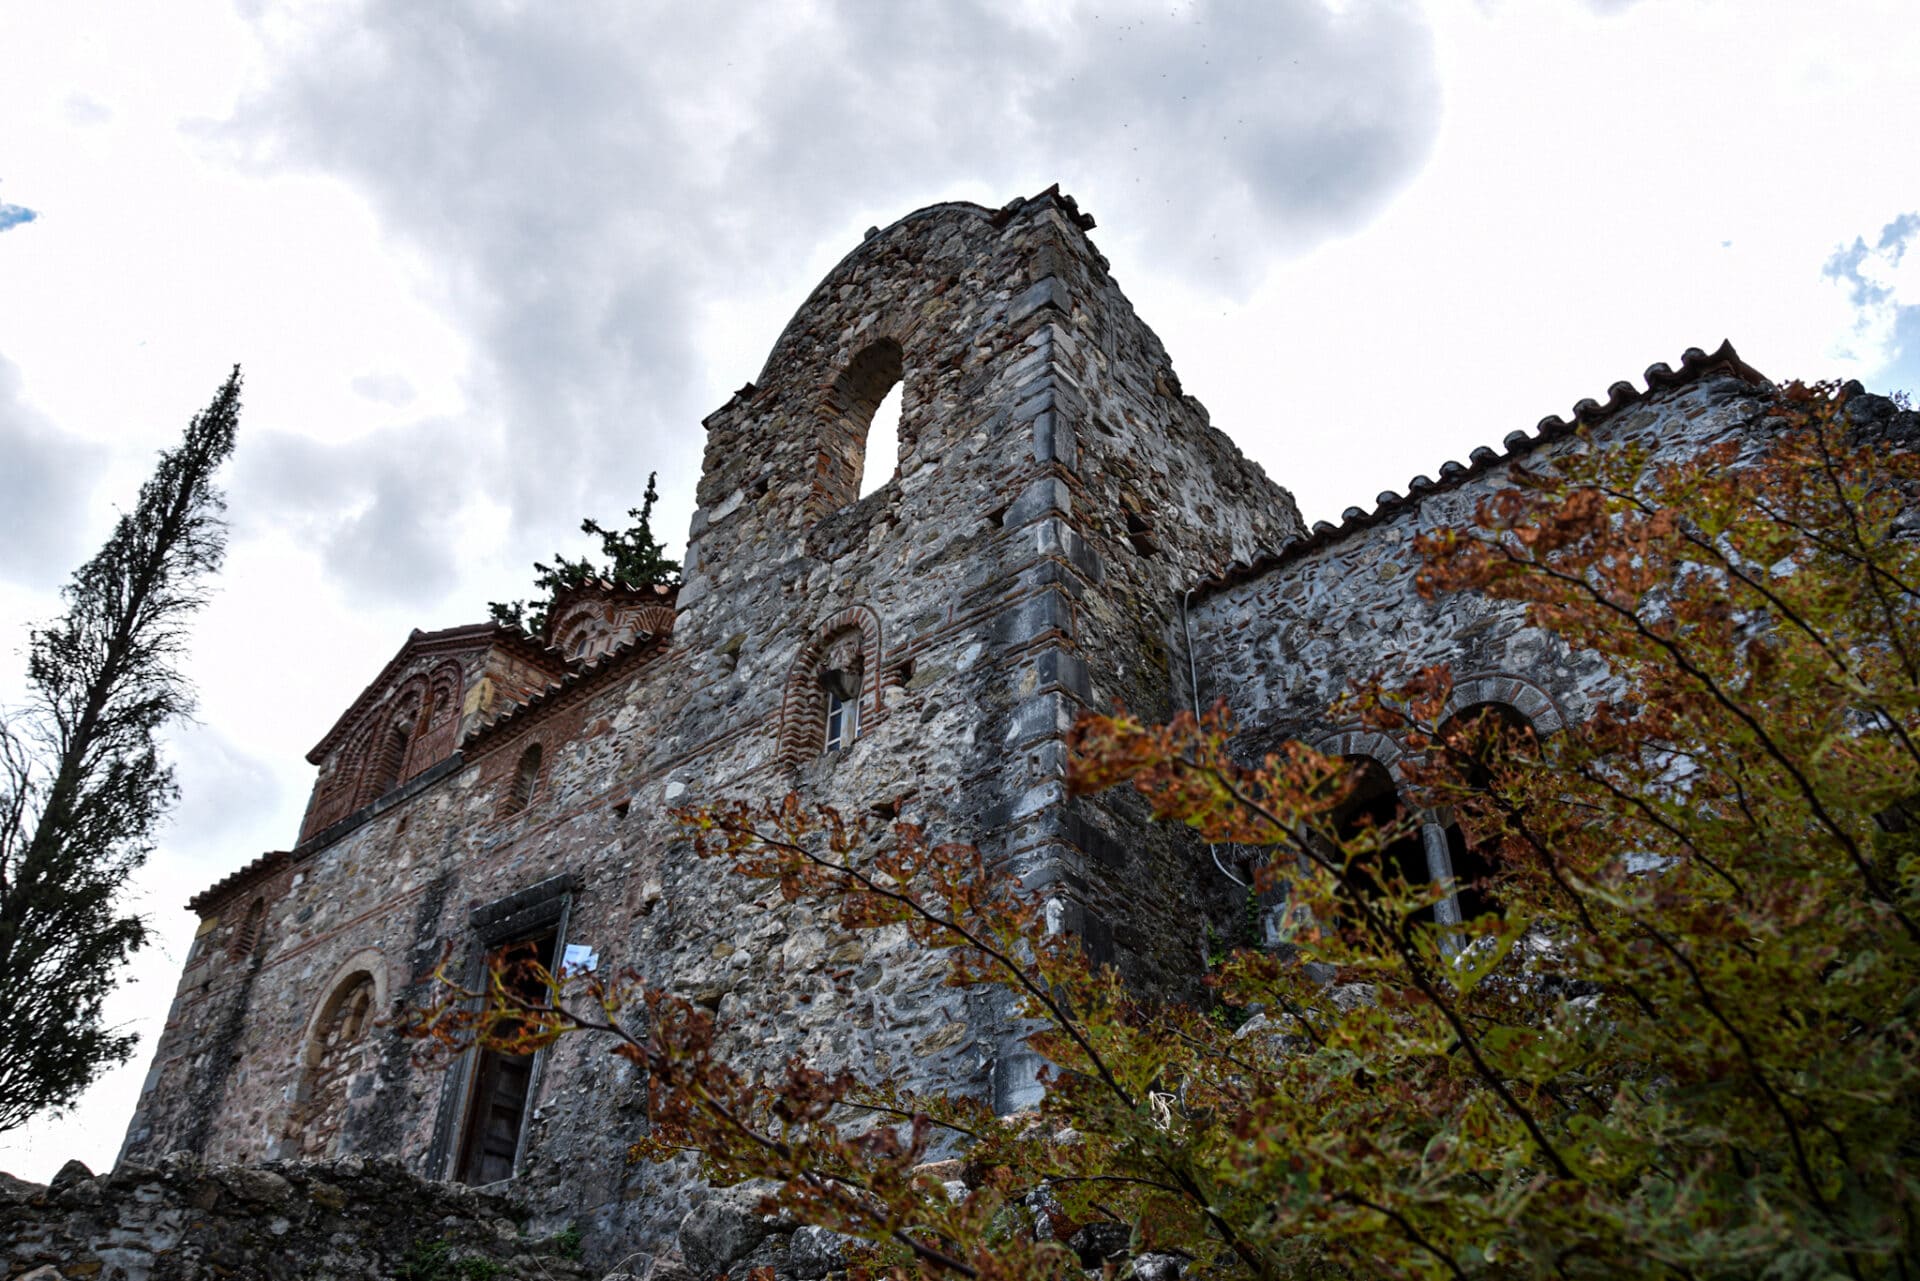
(117, 186, 1779, 1258)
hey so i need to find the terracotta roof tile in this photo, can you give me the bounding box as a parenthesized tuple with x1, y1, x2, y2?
(1190, 341, 1769, 604)
(186, 850, 289, 915)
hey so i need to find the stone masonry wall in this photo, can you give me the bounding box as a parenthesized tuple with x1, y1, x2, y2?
(1188, 365, 1775, 756)
(121, 189, 1301, 1270)
(1184, 357, 1779, 923)
(3, 1157, 594, 1281)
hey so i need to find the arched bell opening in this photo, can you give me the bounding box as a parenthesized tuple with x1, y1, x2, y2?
(814, 339, 906, 515)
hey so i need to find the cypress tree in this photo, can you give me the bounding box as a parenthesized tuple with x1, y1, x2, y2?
(0, 368, 241, 1132)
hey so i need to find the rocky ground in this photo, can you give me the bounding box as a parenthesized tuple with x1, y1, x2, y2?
(4, 1154, 1183, 1281)
(1, 1155, 598, 1280)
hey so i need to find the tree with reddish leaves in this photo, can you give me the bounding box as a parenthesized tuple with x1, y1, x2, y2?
(411, 383, 1920, 1279)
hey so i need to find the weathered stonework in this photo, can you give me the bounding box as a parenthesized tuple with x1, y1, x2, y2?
(119, 188, 1299, 1267)
(1189, 351, 1774, 753)
(113, 186, 1885, 1271)
(2, 1156, 595, 1280)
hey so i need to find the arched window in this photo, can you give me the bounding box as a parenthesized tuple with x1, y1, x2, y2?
(815, 339, 905, 514)
(1329, 757, 1437, 927)
(776, 607, 883, 769)
(295, 966, 383, 1159)
(506, 743, 542, 816)
(1433, 702, 1532, 920)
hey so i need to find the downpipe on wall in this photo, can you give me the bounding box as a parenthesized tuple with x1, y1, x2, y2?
(1181, 587, 1247, 889)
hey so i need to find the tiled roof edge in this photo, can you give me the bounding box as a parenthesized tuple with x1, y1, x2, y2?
(1190, 341, 1769, 605)
(305, 623, 569, 765)
(185, 850, 290, 915)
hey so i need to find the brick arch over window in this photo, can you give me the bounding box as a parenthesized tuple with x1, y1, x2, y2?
(631, 604, 677, 637)
(1440, 673, 1566, 737)
(812, 338, 905, 516)
(360, 681, 426, 803)
(776, 606, 884, 768)
(289, 950, 389, 1159)
(502, 740, 545, 818)
(1310, 729, 1408, 786)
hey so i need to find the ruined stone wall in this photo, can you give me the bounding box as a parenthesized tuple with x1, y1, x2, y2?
(3, 1156, 594, 1281)
(957, 204, 1304, 997)
(122, 189, 1301, 1268)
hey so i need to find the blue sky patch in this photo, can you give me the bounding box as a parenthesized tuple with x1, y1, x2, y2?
(0, 202, 37, 232)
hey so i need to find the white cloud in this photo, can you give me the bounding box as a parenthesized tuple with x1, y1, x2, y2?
(210, 0, 1438, 563)
(1825, 213, 1920, 397)
(0, 353, 103, 589)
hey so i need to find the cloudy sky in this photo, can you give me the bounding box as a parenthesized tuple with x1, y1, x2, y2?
(2, 0, 1917, 1178)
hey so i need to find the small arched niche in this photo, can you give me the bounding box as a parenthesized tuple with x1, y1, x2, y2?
(815, 339, 905, 514)
(504, 742, 543, 817)
(292, 953, 390, 1159)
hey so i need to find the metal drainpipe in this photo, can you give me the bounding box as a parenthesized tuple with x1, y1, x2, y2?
(1181, 586, 1247, 888)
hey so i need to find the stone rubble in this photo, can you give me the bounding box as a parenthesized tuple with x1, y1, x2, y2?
(1, 1155, 595, 1280)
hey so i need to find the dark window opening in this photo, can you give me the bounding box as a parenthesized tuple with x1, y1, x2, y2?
(1444, 825, 1501, 922)
(506, 743, 542, 816)
(1435, 703, 1529, 920)
(1330, 758, 1433, 927)
(453, 931, 556, 1185)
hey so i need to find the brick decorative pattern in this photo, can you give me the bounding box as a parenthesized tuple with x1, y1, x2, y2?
(775, 606, 884, 770)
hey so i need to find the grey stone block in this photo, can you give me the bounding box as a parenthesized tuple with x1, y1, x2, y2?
(1011, 275, 1067, 323)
